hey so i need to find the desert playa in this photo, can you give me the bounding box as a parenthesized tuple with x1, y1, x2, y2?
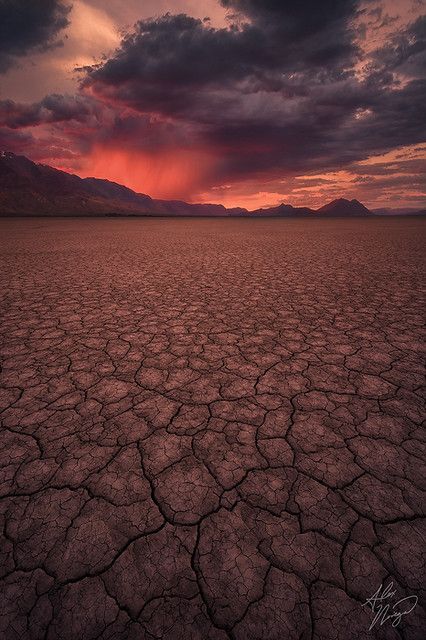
(0, 217, 425, 638)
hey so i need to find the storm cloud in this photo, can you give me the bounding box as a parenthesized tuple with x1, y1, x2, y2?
(0, 94, 101, 128)
(81, 0, 361, 109)
(0, 0, 425, 207)
(0, 0, 71, 72)
(78, 1, 426, 183)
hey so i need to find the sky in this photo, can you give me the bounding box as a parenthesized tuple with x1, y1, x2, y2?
(0, 0, 425, 210)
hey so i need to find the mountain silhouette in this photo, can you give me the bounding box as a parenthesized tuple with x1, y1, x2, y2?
(249, 203, 314, 217)
(316, 198, 371, 217)
(0, 151, 377, 217)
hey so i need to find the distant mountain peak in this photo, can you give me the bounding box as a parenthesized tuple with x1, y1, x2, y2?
(337, 198, 365, 206)
(0, 152, 377, 217)
(317, 198, 372, 216)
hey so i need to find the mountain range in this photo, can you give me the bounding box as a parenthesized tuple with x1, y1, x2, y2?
(0, 152, 422, 217)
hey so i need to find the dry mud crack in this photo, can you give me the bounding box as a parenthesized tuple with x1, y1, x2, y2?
(0, 217, 425, 639)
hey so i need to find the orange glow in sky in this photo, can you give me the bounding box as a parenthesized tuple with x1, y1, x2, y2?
(1, 0, 424, 210)
(77, 146, 215, 200)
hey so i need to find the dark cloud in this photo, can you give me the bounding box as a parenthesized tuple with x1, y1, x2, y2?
(197, 78, 426, 182)
(372, 14, 426, 77)
(79, 1, 426, 185)
(1, 0, 425, 203)
(0, 94, 102, 128)
(222, 0, 361, 68)
(0, 93, 196, 164)
(0, 0, 71, 73)
(351, 157, 426, 177)
(80, 0, 361, 110)
(220, 0, 359, 33)
(80, 14, 274, 106)
(76, 1, 366, 184)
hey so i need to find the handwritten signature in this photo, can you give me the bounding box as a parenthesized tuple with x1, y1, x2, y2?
(362, 582, 418, 631)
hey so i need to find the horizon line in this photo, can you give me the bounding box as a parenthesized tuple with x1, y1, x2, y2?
(1, 150, 425, 214)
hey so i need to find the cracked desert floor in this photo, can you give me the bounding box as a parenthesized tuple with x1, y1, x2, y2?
(0, 217, 425, 640)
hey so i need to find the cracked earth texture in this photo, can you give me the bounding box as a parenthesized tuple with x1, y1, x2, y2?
(0, 217, 425, 640)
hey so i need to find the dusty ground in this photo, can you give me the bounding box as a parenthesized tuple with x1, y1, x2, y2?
(0, 217, 425, 640)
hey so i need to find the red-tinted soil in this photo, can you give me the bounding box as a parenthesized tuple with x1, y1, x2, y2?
(0, 217, 425, 639)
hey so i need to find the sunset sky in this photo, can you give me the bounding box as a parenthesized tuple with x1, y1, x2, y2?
(0, 0, 425, 209)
